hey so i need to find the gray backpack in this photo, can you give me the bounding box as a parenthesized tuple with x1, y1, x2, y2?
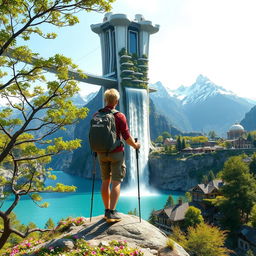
(89, 109, 121, 153)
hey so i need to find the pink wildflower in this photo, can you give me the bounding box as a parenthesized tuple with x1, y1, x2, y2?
(114, 246, 119, 252)
(120, 253, 125, 256)
(73, 235, 79, 239)
(91, 251, 97, 255)
(26, 242, 31, 247)
(119, 245, 124, 249)
(100, 247, 105, 251)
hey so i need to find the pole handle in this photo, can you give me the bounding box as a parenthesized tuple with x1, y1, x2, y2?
(135, 138, 139, 158)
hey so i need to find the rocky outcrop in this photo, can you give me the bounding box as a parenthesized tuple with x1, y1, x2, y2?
(149, 149, 256, 191)
(31, 214, 189, 256)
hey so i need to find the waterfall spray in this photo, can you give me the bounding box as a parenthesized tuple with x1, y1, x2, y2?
(124, 88, 151, 194)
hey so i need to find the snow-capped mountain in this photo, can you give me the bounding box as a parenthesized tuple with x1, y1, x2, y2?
(150, 75, 255, 135)
(71, 91, 98, 107)
(169, 75, 235, 105)
(150, 82, 192, 131)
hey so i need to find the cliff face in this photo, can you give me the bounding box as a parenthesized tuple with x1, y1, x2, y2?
(148, 149, 256, 191)
(240, 105, 256, 131)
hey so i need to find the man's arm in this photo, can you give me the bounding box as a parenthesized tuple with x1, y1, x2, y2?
(125, 137, 141, 149)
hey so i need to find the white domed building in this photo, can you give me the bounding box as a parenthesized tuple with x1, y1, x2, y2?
(227, 123, 245, 140)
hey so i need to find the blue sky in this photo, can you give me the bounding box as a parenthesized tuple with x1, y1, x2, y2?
(28, 0, 256, 99)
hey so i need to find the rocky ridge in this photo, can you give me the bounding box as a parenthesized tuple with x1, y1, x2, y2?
(30, 214, 189, 256)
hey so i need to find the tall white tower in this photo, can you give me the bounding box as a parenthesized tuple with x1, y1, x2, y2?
(91, 14, 159, 187)
(91, 13, 159, 113)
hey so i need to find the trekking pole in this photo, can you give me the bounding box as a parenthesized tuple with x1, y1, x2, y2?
(90, 152, 97, 222)
(135, 138, 141, 223)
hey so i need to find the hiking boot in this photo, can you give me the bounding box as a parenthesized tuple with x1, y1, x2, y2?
(106, 210, 122, 223)
(104, 209, 110, 219)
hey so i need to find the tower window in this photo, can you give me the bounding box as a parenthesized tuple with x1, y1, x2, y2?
(128, 30, 138, 55)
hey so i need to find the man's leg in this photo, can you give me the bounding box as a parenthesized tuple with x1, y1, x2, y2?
(110, 180, 121, 210)
(101, 179, 111, 209)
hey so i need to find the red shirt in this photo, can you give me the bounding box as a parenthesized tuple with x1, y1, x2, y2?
(102, 106, 131, 152)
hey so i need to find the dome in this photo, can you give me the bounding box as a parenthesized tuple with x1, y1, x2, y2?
(229, 124, 245, 132)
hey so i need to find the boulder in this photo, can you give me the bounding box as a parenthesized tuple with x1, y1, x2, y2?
(38, 213, 189, 256)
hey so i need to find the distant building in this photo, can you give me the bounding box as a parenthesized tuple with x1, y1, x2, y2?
(163, 138, 176, 146)
(238, 226, 256, 254)
(189, 179, 224, 202)
(227, 123, 246, 140)
(182, 145, 224, 154)
(226, 137, 253, 149)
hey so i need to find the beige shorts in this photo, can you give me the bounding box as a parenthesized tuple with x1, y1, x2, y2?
(97, 151, 126, 182)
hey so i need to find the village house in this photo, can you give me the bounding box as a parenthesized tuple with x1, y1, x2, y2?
(238, 226, 256, 254)
(189, 179, 224, 202)
(153, 199, 204, 234)
(163, 138, 176, 146)
(153, 180, 224, 233)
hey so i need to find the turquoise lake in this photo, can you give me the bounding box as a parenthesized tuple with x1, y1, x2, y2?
(3, 171, 184, 228)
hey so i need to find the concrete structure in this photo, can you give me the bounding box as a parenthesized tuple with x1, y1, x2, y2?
(227, 123, 246, 139)
(91, 13, 159, 113)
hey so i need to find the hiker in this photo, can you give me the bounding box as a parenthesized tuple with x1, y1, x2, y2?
(90, 88, 140, 223)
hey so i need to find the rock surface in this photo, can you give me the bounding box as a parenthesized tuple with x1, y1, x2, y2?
(33, 214, 189, 256)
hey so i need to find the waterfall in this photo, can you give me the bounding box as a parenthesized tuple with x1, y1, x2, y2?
(124, 88, 150, 193)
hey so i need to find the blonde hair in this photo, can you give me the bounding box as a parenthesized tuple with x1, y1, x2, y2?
(104, 88, 120, 106)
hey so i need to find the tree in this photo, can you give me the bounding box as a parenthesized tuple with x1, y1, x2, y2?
(246, 249, 255, 256)
(185, 192, 192, 202)
(155, 135, 163, 144)
(201, 175, 208, 185)
(250, 204, 256, 228)
(184, 223, 231, 256)
(219, 156, 256, 230)
(208, 130, 217, 140)
(181, 138, 186, 150)
(176, 136, 182, 151)
(148, 210, 156, 225)
(247, 133, 253, 142)
(162, 131, 171, 140)
(249, 153, 256, 175)
(164, 195, 174, 208)
(184, 206, 204, 229)
(45, 218, 55, 230)
(0, 0, 113, 249)
(128, 208, 137, 216)
(208, 170, 215, 181)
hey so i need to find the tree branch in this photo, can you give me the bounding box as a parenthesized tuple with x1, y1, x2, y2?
(10, 227, 52, 238)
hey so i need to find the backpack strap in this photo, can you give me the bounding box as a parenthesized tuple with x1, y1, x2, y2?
(98, 108, 119, 115)
(111, 109, 119, 115)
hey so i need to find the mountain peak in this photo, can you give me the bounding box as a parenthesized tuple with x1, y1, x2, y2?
(172, 75, 235, 105)
(196, 74, 210, 84)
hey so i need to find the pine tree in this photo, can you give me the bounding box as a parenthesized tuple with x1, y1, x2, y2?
(176, 136, 182, 151)
(208, 170, 215, 181)
(181, 138, 186, 150)
(164, 195, 174, 208)
(45, 218, 55, 229)
(148, 210, 157, 225)
(220, 156, 256, 230)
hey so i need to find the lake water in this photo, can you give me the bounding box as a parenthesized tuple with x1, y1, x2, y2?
(3, 171, 184, 228)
